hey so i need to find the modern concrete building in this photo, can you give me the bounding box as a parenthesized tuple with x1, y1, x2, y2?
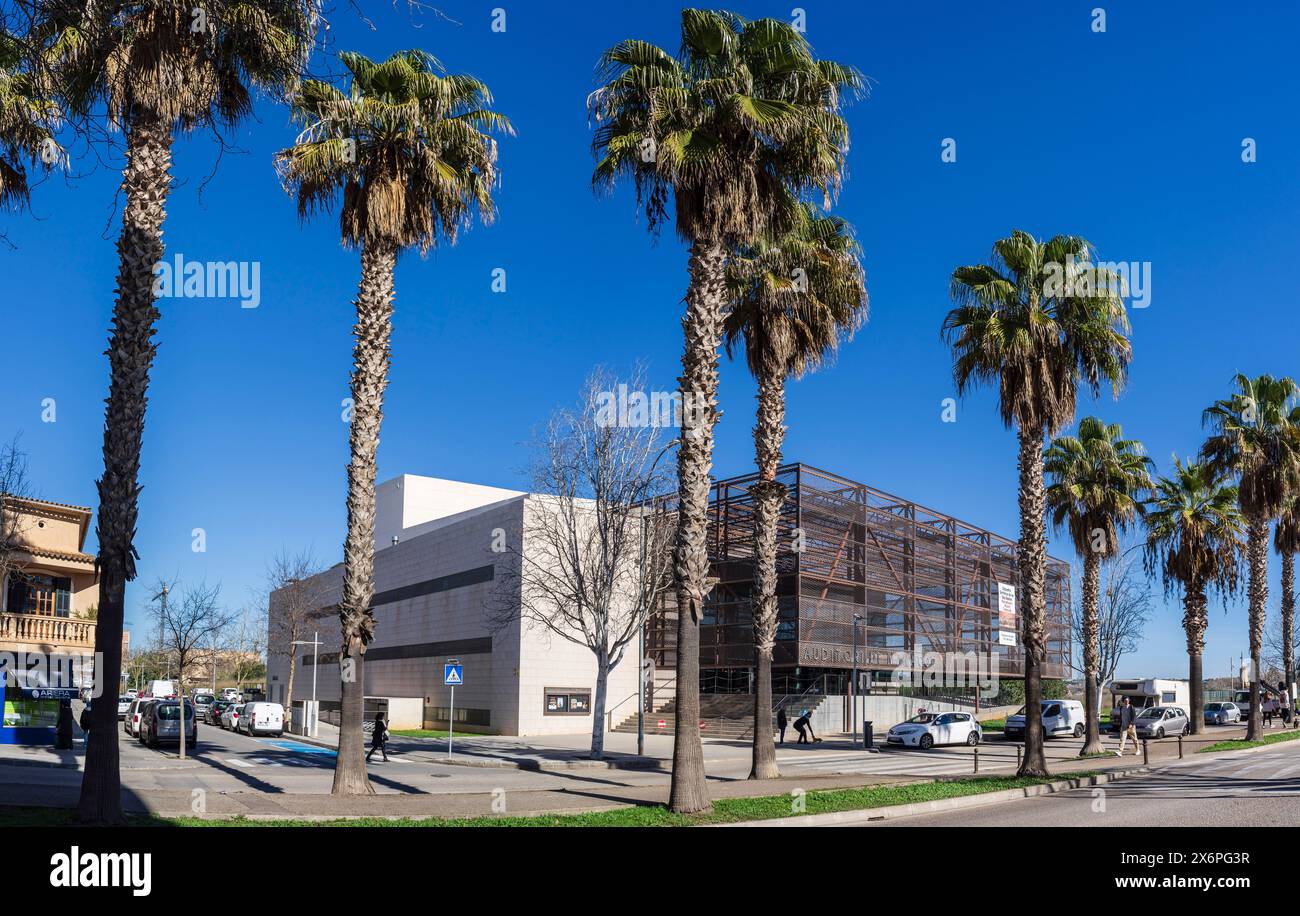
(266, 475, 640, 736)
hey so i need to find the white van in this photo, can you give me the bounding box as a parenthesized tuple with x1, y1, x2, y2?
(240, 702, 285, 737)
(1003, 699, 1087, 740)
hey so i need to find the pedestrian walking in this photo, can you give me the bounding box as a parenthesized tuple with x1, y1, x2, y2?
(1116, 696, 1138, 755)
(78, 702, 92, 743)
(776, 707, 787, 745)
(366, 712, 389, 762)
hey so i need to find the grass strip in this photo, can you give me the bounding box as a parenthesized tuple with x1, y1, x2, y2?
(0, 771, 1101, 828)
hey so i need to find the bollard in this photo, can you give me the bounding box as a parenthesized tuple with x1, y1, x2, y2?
(973, 745, 979, 774)
(1016, 744, 1022, 770)
(1178, 734, 1183, 759)
(1142, 738, 1149, 765)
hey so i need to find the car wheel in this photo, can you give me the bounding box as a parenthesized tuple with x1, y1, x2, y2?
(1182, 724, 1190, 737)
(146, 729, 158, 749)
(1073, 723, 1084, 738)
(919, 734, 934, 750)
(1154, 727, 1164, 739)
(966, 730, 979, 746)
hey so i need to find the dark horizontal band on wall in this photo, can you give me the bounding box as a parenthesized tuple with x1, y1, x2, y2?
(308, 636, 492, 667)
(313, 565, 495, 618)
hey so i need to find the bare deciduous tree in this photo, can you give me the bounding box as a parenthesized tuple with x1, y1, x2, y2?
(151, 580, 231, 759)
(0, 436, 34, 602)
(265, 549, 327, 719)
(491, 367, 676, 759)
(1071, 556, 1152, 710)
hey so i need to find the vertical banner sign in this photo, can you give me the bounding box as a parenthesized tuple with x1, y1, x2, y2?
(997, 582, 1017, 647)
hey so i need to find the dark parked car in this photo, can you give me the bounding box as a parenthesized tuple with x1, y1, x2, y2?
(208, 699, 234, 726)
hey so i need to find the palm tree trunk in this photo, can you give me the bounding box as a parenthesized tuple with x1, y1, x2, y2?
(668, 239, 726, 815)
(1016, 424, 1049, 777)
(1245, 515, 1269, 742)
(1079, 551, 1103, 755)
(1183, 582, 1208, 734)
(332, 241, 398, 796)
(748, 366, 786, 780)
(1282, 551, 1295, 704)
(78, 114, 174, 825)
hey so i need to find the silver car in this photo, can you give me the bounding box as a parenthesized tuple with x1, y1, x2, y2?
(1134, 705, 1189, 739)
(1205, 701, 1241, 725)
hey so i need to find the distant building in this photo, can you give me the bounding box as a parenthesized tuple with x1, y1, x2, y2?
(266, 475, 639, 735)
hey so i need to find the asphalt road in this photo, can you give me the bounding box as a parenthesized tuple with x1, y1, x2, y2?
(846, 745, 1300, 827)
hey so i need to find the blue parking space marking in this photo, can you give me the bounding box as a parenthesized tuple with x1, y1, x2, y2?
(261, 739, 336, 756)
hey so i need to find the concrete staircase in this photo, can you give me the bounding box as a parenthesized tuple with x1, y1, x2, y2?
(613, 693, 826, 740)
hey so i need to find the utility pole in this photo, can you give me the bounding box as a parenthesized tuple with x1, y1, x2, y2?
(290, 631, 322, 737)
(152, 584, 170, 683)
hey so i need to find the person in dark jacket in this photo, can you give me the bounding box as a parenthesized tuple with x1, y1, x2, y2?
(776, 707, 788, 745)
(1116, 696, 1138, 755)
(78, 702, 92, 742)
(366, 712, 389, 762)
(793, 709, 818, 744)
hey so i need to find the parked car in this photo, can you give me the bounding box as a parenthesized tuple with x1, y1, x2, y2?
(220, 703, 243, 731)
(1204, 701, 1241, 725)
(116, 695, 133, 719)
(207, 699, 233, 726)
(1134, 705, 1190, 739)
(125, 689, 138, 699)
(139, 700, 197, 749)
(240, 702, 285, 737)
(220, 688, 240, 702)
(1004, 699, 1087, 740)
(124, 698, 157, 737)
(192, 693, 215, 719)
(886, 711, 981, 749)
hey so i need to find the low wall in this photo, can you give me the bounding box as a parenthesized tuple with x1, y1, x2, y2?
(815, 695, 1000, 734)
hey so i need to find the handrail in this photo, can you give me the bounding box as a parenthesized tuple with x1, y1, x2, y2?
(605, 672, 676, 732)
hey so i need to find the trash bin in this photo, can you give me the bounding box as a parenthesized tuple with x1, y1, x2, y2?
(863, 720, 874, 749)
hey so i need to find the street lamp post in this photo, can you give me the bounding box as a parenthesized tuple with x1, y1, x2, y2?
(636, 438, 678, 758)
(852, 614, 863, 746)
(289, 631, 322, 737)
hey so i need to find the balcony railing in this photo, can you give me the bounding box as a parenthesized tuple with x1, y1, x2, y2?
(0, 611, 97, 649)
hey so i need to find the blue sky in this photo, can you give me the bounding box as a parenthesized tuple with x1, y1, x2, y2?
(3, 1, 1297, 679)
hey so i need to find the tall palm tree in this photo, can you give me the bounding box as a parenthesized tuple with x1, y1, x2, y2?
(0, 28, 62, 210)
(1202, 373, 1300, 740)
(942, 230, 1131, 777)
(1044, 417, 1152, 754)
(1275, 496, 1300, 702)
(590, 9, 860, 813)
(33, 0, 319, 825)
(276, 49, 510, 795)
(722, 205, 866, 779)
(1143, 458, 1244, 732)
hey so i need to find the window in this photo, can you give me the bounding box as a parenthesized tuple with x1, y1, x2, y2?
(4, 698, 59, 728)
(544, 689, 592, 716)
(5, 574, 73, 617)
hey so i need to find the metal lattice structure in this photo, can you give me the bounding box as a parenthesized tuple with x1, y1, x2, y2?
(648, 464, 1072, 685)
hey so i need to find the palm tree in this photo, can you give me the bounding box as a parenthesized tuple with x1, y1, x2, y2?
(33, 0, 319, 825)
(1275, 496, 1300, 701)
(1143, 458, 1244, 732)
(942, 231, 1131, 776)
(1202, 373, 1300, 740)
(590, 9, 860, 813)
(276, 49, 510, 795)
(0, 27, 62, 210)
(722, 205, 866, 779)
(1044, 417, 1152, 754)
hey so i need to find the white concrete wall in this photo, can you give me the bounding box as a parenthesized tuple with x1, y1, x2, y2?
(374, 474, 525, 552)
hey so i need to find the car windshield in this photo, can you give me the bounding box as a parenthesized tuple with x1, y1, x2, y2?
(1206, 703, 1223, 711)
(156, 704, 194, 720)
(906, 714, 936, 724)
(1137, 708, 1163, 719)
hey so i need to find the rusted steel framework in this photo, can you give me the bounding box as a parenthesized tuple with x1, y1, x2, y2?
(647, 464, 1072, 681)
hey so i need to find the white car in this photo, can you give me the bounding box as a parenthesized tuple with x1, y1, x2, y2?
(116, 695, 133, 719)
(886, 712, 981, 749)
(1004, 699, 1087, 740)
(220, 704, 243, 731)
(241, 702, 285, 737)
(124, 698, 156, 737)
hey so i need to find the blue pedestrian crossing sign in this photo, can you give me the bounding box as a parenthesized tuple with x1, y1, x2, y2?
(444, 664, 463, 686)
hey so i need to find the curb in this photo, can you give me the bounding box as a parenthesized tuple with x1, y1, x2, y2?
(714, 766, 1149, 828)
(285, 731, 664, 771)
